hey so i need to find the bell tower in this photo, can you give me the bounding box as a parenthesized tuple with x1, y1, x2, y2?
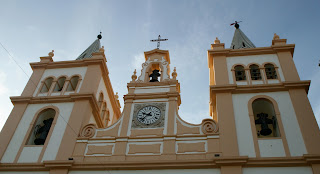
(120, 48, 181, 138)
(0, 34, 121, 165)
(208, 23, 320, 173)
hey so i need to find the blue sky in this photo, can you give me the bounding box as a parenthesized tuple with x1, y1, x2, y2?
(0, 0, 320, 130)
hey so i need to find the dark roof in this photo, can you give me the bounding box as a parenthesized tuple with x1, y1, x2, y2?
(76, 39, 101, 60)
(230, 28, 255, 49)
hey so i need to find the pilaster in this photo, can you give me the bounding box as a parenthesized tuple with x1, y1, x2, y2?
(288, 89, 320, 154)
(55, 100, 93, 160)
(216, 92, 239, 156)
(0, 103, 28, 160)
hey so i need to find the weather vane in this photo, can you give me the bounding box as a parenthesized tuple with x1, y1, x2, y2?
(150, 35, 168, 49)
(230, 21, 242, 29)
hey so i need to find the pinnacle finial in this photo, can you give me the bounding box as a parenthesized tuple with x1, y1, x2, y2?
(230, 21, 242, 29)
(48, 50, 54, 57)
(99, 46, 105, 52)
(115, 92, 119, 100)
(214, 37, 220, 44)
(97, 32, 102, 39)
(131, 69, 137, 82)
(172, 67, 177, 80)
(273, 33, 280, 40)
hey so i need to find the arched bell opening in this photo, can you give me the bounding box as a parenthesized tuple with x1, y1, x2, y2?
(252, 98, 280, 138)
(26, 108, 57, 145)
(144, 63, 164, 82)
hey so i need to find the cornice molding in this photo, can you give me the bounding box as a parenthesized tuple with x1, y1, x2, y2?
(1, 155, 319, 171)
(208, 44, 295, 57)
(124, 92, 181, 100)
(210, 81, 310, 94)
(127, 80, 179, 87)
(44, 160, 74, 169)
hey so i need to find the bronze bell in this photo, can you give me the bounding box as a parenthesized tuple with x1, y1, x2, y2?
(34, 118, 54, 145)
(149, 69, 161, 82)
(255, 113, 273, 136)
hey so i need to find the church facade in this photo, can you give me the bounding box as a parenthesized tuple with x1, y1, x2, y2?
(0, 27, 320, 174)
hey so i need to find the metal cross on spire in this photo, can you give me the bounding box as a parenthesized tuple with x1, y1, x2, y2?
(150, 35, 168, 49)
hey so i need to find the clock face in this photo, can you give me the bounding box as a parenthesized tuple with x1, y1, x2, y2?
(136, 106, 161, 125)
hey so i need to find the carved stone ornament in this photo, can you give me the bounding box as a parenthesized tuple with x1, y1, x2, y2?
(201, 119, 219, 134)
(80, 124, 97, 138)
(132, 103, 166, 129)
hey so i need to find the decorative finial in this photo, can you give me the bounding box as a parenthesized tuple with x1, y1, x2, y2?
(273, 33, 280, 40)
(131, 69, 137, 81)
(214, 37, 220, 44)
(48, 50, 54, 57)
(99, 46, 105, 52)
(97, 32, 102, 39)
(115, 92, 119, 100)
(230, 21, 242, 29)
(172, 67, 177, 80)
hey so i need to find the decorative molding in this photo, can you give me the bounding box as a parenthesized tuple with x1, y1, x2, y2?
(79, 124, 97, 138)
(208, 44, 295, 57)
(210, 80, 310, 94)
(1, 156, 319, 171)
(201, 119, 219, 134)
(43, 160, 74, 168)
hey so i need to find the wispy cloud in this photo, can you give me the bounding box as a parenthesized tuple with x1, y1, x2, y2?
(132, 53, 145, 71)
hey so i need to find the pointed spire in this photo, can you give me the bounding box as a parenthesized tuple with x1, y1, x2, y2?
(230, 23, 255, 49)
(76, 33, 102, 60)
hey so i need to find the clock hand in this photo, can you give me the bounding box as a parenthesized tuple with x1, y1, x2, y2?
(139, 112, 148, 121)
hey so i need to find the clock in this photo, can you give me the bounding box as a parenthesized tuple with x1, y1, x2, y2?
(137, 106, 161, 125)
(132, 103, 166, 128)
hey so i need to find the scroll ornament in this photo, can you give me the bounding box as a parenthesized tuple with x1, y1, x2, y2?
(80, 124, 96, 138)
(201, 119, 219, 134)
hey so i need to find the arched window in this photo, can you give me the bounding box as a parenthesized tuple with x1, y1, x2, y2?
(101, 102, 106, 119)
(53, 77, 66, 92)
(40, 77, 54, 93)
(27, 108, 56, 145)
(105, 109, 110, 126)
(252, 99, 280, 138)
(98, 93, 104, 108)
(234, 65, 246, 81)
(250, 64, 261, 80)
(264, 64, 278, 79)
(67, 76, 79, 91)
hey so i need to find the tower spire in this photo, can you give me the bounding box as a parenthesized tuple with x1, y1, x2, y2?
(76, 33, 102, 60)
(230, 21, 255, 49)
